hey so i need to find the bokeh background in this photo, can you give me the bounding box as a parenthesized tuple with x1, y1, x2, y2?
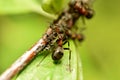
(0, 0, 120, 80)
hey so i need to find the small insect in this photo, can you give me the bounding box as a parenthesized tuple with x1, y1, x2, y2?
(51, 24, 66, 60)
(69, 0, 94, 19)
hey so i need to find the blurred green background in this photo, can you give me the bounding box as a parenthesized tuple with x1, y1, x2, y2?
(0, 0, 120, 80)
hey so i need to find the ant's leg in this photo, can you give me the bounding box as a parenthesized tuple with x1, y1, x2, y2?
(64, 41, 72, 72)
(37, 50, 50, 66)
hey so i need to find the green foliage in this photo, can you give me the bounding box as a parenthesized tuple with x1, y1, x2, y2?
(42, 0, 69, 14)
(0, 0, 56, 19)
(16, 40, 82, 80)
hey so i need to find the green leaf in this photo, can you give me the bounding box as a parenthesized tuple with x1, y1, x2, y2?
(16, 40, 83, 80)
(0, 0, 56, 19)
(42, 0, 70, 14)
